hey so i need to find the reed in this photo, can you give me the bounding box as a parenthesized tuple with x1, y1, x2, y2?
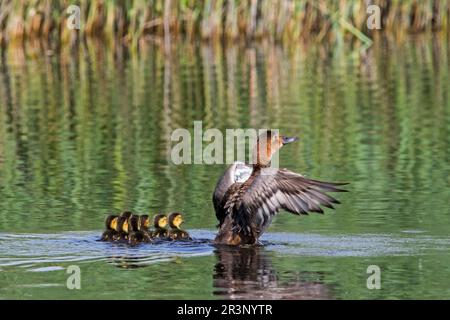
(0, 0, 449, 47)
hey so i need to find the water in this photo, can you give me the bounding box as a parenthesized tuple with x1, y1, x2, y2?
(1, 35, 450, 299)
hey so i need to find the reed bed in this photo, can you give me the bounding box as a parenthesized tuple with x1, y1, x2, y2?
(0, 0, 449, 47)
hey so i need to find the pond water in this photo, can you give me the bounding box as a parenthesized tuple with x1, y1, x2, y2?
(0, 35, 450, 299)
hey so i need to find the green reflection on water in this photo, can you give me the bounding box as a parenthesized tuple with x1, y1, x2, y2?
(0, 35, 450, 299)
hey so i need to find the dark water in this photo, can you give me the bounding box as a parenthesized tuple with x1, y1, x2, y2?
(1, 35, 450, 299)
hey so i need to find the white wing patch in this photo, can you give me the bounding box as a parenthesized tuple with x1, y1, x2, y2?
(233, 162, 252, 183)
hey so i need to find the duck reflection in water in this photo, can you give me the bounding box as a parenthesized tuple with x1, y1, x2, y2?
(213, 246, 332, 299)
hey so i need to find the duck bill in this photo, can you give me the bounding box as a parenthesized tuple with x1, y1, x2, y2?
(281, 136, 299, 145)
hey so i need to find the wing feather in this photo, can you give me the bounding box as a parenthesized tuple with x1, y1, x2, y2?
(227, 168, 348, 235)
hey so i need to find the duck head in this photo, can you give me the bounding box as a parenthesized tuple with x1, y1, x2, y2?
(105, 214, 118, 230)
(119, 211, 133, 219)
(128, 215, 140, 232)
(138, 215, 150, 230)
(154, 214, 168, 229)
(252, 130, 298, 167)
(116, 216, 129, 233)
(168, 212, 184, 229)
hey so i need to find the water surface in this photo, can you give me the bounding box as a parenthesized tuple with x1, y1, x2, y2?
(0, 35, 450, 299)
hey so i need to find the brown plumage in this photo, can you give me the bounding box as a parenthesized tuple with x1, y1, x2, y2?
(213, 130, 348, 245)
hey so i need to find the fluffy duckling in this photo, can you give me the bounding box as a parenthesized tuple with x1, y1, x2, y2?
(111, 216, 130, 242)
(152, 214, 168, 239)
(168, 212, 191, 240)
(100, 214, 119, 241)
(128, 215, 152, 245)
(138, 215, 151, 231)
(138, 215, 152, 238)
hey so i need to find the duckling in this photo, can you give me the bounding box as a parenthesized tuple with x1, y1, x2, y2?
(128, 215, 152, 245)
(100, 214, 119, 241)
(151, 214, 168, 239)
(138, 215, 153, 238)
(111, 216, 130, 242)
(139, 215, 151, 231)
(168, 212, 191, 240)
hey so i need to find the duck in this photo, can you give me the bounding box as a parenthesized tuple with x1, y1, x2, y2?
(100, 214, 119, 241)
(128, 215, 152, 245)
(213, 130, 348, 245)
(111, 215, 130, 242)
(168, 212, 191, 240)
(151, 214, 168, 239)
(138, 215, 151, 231)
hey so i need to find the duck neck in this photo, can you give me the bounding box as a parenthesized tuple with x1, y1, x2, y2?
(252, 144, 273, 168)
(253, 162, 270, 170)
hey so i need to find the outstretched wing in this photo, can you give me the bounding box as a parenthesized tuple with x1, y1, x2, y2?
(226, 168, 348, 235)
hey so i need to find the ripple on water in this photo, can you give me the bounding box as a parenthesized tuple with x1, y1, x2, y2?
(1, 230, 450, 271)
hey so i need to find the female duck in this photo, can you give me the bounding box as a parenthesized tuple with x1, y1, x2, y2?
(213, 130, 347, 245)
